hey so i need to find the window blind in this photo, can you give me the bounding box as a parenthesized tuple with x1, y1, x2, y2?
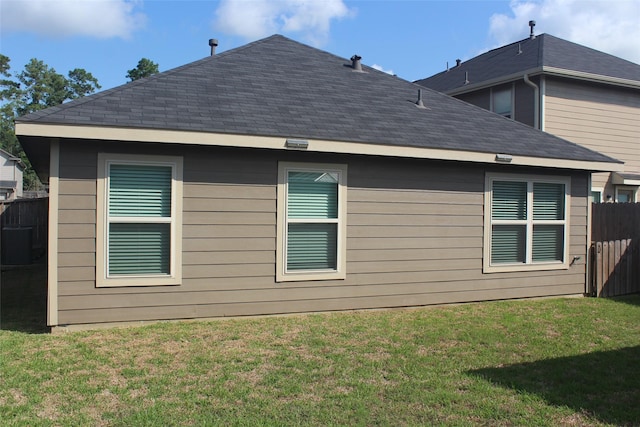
(286, 171, 339, 271)
(109, 223, 170, 274)
(287, 223, 337, 270)
(490, 179, 566, 266)
(107, 164, 172, 276)
(491, 225, 526, 264)
(533, 183, 564, 220)
(532, 225, 563, 262)
(287, 172, 338, 219)
(492, 181, 527, 220)
(109, 165, 172, 217)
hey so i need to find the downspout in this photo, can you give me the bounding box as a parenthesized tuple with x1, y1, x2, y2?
(523, 74, 540, 130)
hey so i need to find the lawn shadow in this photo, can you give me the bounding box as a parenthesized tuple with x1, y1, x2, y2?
(1, 261, 49, 333)
(468, 346, 640, 425)
(607, 294, 640, 308)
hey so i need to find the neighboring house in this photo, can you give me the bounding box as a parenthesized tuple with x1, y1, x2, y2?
(16, 35, 621, 328)
(0, 148, 24, 201)
(416, 33, 640, 203)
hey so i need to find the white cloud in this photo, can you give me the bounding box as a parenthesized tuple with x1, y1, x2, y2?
(0, 0, 146, 39)
(213, 0, 353, 46)
(489, 0, 640, 64)
(371, 64, 394, 75)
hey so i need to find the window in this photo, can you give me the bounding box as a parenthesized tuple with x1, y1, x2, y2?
(97, 154, 183, 287)
(277, 162, 347, 282)
(491, 87, 513, 118)
(484, 174, 570, 272)
(591, 189, 603, 203)
(616, 187, 636, 203)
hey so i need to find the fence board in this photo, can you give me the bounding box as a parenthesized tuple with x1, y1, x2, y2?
(592, 203, 640, 241)
(591, 238, 639, 297)
(590, 203, 640, 297)
(0, 198, 49, 263)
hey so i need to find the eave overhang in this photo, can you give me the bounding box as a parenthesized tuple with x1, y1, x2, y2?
(446, 66, 640, 96)
(16, 122, 624, 173)
(612, 172, 640, 186)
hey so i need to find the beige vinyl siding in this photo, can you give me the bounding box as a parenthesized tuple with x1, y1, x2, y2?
(544, 78, 640, 195)
(55, 141, 590, 325)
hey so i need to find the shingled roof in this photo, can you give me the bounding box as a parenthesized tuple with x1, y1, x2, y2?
(415, 34, 640, 93)
(17, 34, 619, 168)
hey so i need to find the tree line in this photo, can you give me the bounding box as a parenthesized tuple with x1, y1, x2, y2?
(0, 56, 159, 190)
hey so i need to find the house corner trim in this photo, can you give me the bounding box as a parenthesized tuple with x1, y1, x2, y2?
(47, 140, 59, 326)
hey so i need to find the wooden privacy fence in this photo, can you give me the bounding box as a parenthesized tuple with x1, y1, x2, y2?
(0, 197, 48, 264)
(590, 203, 640, 297)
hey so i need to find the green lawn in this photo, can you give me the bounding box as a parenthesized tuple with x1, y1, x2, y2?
(1, 290, 639, 426)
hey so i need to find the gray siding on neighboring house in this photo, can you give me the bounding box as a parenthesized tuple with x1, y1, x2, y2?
(514, 80, 536, 128)
(455, 80, 535, 128)
(544, 77, 640, 197)
(457, 90, 490, 110)
(55, 140, 590, 325)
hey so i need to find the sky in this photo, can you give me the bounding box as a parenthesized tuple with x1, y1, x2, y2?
(1, 0, 639, 92)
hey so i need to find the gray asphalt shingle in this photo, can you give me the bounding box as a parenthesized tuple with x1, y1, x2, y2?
(415, 34, 640, 93)
(18, 34, 618, 164)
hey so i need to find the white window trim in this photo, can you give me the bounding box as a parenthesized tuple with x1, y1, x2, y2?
(96, 153, 183, 287)
(615, 186, 637, 203)
(276, 162, 347, 282)
(483, 173, 571, 273)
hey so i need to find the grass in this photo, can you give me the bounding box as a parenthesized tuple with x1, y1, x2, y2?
(1, 267, 639, 425)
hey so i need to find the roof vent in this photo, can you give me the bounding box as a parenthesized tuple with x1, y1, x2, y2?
(351, 55, 362, 72)
(529, 20, 536, 39)
(456, 59, 462, 67)
(464, 71, 469, 85)
(416, 89, 426, 109)
(517, 43, 522, 55)
(209, 38, 219, 56)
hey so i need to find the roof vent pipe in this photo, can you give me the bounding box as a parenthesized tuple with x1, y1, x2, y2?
(351, 55, 362, 71)
(456, 59, 462, 67)
(529, 20, 536, 39)
(416, 89, 426, 108)
(464, 71, 469, 85)
(517, 43, 522, 55)
(209, 38, 219, 56)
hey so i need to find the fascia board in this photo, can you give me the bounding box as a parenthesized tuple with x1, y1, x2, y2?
(15, 122, 623, 173)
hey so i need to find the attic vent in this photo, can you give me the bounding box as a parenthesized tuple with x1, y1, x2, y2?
(209, 38, 219, 56)
(351, 55, 362, 72)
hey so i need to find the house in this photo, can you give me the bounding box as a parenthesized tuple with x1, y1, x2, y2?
(0, 148, 24, 201)
(15, 35, 621, 329)
(415, 31, 640, 203)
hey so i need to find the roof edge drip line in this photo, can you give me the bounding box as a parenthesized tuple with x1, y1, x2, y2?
(14, 122, 624, 173)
